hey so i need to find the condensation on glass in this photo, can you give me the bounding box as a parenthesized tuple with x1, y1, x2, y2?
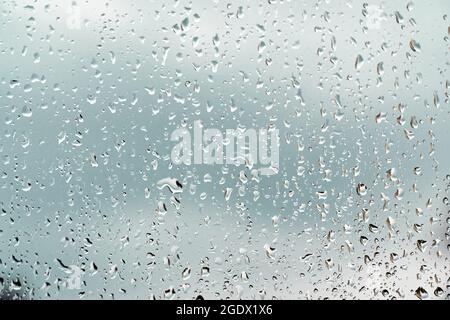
(0, 0, 449, 300)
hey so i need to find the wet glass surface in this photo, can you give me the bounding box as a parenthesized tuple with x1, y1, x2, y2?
(0, 0, 449, 300)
